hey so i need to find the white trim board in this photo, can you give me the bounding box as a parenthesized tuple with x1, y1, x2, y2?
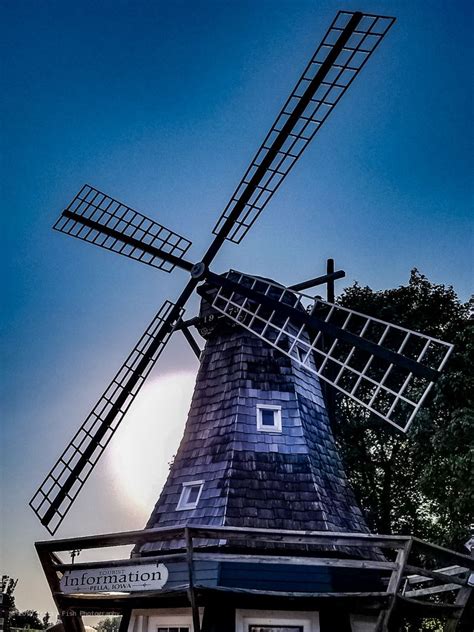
(236, 609, 319, 632)
(128, 608, 203, 632)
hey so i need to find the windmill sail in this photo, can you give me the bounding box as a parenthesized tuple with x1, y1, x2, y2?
(54, 185, 193, 272)
(30, 300, 183, 534)
(205, 271, 453, 432)
(30, 10, 399, 535)
(212, 11, 395, 244)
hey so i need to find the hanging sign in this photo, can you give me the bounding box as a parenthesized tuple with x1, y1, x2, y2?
(60, 563, 169, 593)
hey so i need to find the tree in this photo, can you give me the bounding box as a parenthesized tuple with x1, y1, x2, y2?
(333, 270, 473, 550)
(1, 576, 18, 632)
(1, 575, 17, 609)
(95, 617, 121, 632)
(9, 610, 43, 630)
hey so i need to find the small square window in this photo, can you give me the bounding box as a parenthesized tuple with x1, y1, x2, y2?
(261, 409, 276, 426)
(256, 404, 282, 433)
(176, 480, 204, 510)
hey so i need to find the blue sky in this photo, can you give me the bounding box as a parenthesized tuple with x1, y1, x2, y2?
(1, 0, 473, 614)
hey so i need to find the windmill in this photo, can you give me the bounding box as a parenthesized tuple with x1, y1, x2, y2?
(30, 9, 454, 543)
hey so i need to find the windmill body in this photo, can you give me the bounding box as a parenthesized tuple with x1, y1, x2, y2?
(31, 10, 471, 632)
(141, 281, 368, 542)
(128, 284, 383, 630)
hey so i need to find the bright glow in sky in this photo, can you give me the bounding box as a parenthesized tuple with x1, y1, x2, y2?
(109, 373, 196, 512)
(1, 0, 472, 615)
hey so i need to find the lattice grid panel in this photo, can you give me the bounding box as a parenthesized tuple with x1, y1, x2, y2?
(213, 11, 395, 243)
(209, 272, 453, 432)
(54, 185, 192, 272)
(30, 300, 182, 534)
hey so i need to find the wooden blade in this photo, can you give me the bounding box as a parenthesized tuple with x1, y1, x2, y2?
(211, 11, 395, 245)
(203, 271, 453, 432)
(29, 300, 183, 534)
(54, 185, 193, 273)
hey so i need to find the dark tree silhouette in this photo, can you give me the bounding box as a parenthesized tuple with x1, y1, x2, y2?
(333, 270, 473, 550)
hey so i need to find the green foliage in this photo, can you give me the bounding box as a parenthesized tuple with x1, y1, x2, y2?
(95, 617, 121, 632)
(333, 270, 473, 550)
(9, 610, 44, 630)
(402, 619, 445, 632)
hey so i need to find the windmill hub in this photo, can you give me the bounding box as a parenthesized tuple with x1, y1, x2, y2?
(190, 260, 207, 280)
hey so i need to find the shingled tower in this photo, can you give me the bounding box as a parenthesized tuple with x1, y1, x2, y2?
(141, 279, 369, 541)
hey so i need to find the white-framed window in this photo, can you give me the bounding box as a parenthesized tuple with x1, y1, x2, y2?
(176, 480, 204, 510)
(128, 608, 202, 632)
(256, 404, 282, 433)
(236, 609, 319, 632)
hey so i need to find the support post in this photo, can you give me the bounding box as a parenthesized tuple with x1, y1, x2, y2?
(325, 258, 336, 422)
(62, 615, 85, 632)
(289, 268, 345, 292)
(118, 611, 132, 632)
(36, 547, 86, 632)
(326, 258, 335, 303)
(378, 538, 413, 632)
(185, 528, 201, 632)
(446, 529, 473, 632)
(181, 324, 201, 359)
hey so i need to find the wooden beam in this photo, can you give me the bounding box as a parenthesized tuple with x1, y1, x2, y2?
(35, 546, 65, 622)
(35, 524, 187, 551)
(61, 614, 85, 632)
(118, 610, 132, 632)
(180, 324, 201, 359)
(193, 551, 397, 571)
(55, 585, 189, 607)
(56, 551, 186, 572)
(379, 538, 413, 632)
(406, 564, 468, 584)
(61, 210, 195, 273)
(35, 524, 410, 553)
(189, 525, 409, 549)
(445, 585, 472, 632)
(405, 583, 462, 598)
(445, 541, 473, 632)
(412, 537, 474, 568)
(326, 258, 336, 303)
(185, 528, 201, 632)
(404, 564, 467, 588)
(288, 266, 345, 293)
(195, 584, 389, 600)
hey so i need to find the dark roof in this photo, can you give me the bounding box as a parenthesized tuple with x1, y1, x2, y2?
(138, 277, 368, 553)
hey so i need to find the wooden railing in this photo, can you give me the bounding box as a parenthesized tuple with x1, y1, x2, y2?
(35, 525, 473, 632)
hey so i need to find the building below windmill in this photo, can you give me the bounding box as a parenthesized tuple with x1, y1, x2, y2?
(35, 283, 473, 632)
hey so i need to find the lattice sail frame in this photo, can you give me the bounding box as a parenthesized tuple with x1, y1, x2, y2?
(213, 11, 395, 244)
(209, 272, 453, 432)
(54, 184, 192, 272)
(30, 300, 182, 534)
